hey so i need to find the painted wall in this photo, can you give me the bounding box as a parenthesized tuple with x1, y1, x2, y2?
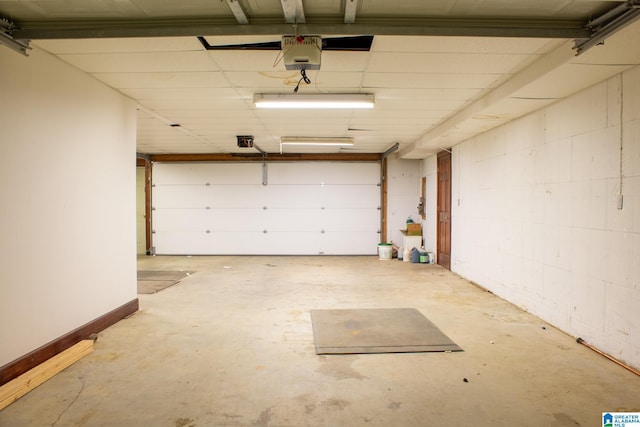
(0, 46, 137, 366)
(386, 157, 421, 248)
(451, 67, 640, 369)
(421, 156, 438, 256)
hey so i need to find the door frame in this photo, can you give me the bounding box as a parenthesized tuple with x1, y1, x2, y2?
(136, 157, 152, 255)
(437, 150, 452, 270)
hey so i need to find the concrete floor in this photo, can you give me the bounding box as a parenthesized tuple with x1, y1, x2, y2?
(1, 256, 638, 426)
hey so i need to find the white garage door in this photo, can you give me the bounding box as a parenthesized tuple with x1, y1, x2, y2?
(152, 162, 381, 255)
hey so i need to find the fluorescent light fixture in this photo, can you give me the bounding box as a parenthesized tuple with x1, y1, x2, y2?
(254, 93, 374, 109)
(280, 137, 354, 146)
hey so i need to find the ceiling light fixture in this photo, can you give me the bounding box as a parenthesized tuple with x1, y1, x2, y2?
(254, 93, 374, 109)
(280, 137, 354, 150)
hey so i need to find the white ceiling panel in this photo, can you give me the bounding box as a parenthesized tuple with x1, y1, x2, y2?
(362, 72, 503, 89)
(376, 88, 483, 101)
(122, 87, 243, 101)
(207, 50, 282, 71)
(7, 0, 640, 157)
(374, 98, 469, 111)
(57, 51, 219, 73)
(137, 97, 249, 111)
(366, 52, 534, 74)
(315, 52, 370, 71)
(372, 36, 559, 54)
(151, 109, 258, 121)
(93, 71, 229, 89)
(225, 70, 364, 89)
(35, 37, 202, 54)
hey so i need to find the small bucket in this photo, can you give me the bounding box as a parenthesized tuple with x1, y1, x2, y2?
(378, 243, 393, 260)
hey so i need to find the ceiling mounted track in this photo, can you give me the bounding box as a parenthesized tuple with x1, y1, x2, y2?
(0, 18, 30, 56)
(10, 17, 590, 40)
(574, 0, 640, 55)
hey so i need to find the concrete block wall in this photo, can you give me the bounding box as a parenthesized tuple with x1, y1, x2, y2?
(451, 66, 640, 369)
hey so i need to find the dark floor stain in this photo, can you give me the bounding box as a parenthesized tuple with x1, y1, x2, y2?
(321, 398, 349, 411)
(388, 401, 402, 410)
(304, 404, 316, 414)
(316, 357, 367, 380)
(553, 412, 580, 426)
(174, 417, 195, 427)
(256, 407, 274, 426)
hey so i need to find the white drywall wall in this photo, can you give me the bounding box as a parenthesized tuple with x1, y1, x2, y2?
(0, 46, 137, 366)
(386, 157, 421, 247)
(421, 156, 438, 256)
(451, 67, 640, 369)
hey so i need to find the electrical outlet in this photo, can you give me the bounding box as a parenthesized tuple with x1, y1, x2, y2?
(617, 194, 624, 210)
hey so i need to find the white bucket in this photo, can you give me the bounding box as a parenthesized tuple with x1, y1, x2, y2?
(378, 243, 392, 260)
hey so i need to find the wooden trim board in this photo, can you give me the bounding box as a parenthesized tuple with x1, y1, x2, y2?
(0, 340, 94, 411)
(150, 152, 383, 162)
(0, 298, 138, 387)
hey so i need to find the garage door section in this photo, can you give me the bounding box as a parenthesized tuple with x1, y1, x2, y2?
(152, 162, 380, 255)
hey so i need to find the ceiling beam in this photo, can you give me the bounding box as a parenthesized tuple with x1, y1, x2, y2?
(280, 0, 305, 24)
(12, 17, 591, 40)
(344, 0, 358, 24)
(225, 0, 249, 25)
(397, 40, 576, 158)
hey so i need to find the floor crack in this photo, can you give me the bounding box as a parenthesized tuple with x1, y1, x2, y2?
(51, 376, 85, 427)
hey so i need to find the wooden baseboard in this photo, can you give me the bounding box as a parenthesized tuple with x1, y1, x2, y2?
(0, 340, 95, 411)
(0, 298, 138, 387)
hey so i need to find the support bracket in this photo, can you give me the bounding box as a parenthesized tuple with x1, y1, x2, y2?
(0, 18, 30, 56)
(574, 0, 640, 55)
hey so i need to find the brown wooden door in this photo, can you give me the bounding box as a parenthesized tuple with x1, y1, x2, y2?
(437, 151, 452, 270)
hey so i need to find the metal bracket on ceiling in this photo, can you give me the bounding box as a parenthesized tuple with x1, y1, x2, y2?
(574, 0, 640, 55)
(252, 143, 269, 185)
(225, 0, 249, 25)
(0, 17, 31, 56)
(281, 0, 305, 24)
(382, 142, 400, 160)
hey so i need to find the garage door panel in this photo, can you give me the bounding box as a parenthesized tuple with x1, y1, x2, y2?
(153, 209, 210, 231)
(153, 186, 210, 208)
(261, 209, 323, 231)
(209, 209, 262, 231)
(208, 185, 265, 208)
(152, 162, 380, 255)
(153, 163, 261, 185)
(154, 230, 211, 255)
(321, 185, 380, 208)
(259, 231, 321, 254)
(269, 162, 379, 185)
(320, 231, 380, 254)
(321, 209, 380, 231)
(263, 185, 322, 209)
